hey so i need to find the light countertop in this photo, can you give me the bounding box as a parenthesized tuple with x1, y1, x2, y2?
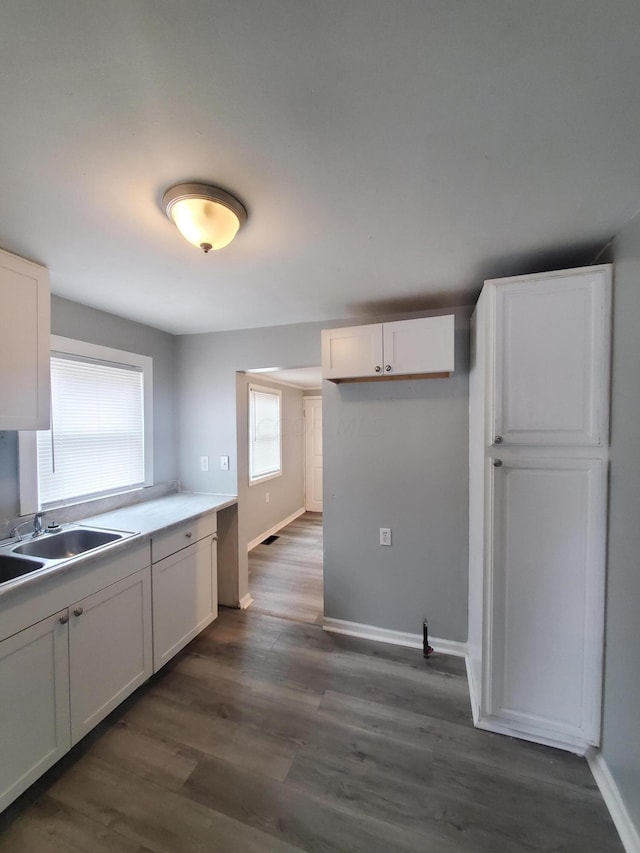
(0, 493, 237, 603)
(81, 492, 237, 536)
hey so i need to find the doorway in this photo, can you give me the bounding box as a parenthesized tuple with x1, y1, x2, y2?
(241, 367, 324, 624)
(304, 395, 323, 512)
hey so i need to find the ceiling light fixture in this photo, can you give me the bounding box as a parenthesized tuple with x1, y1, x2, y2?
(162, 182, 247, 253)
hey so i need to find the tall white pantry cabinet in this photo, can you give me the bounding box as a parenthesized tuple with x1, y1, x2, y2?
(468, 265, 612, 754)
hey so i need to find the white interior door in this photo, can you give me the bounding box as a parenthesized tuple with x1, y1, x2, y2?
(304, 396, 323, 512)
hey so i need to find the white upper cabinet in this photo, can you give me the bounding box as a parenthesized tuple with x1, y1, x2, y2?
(321, 323, 383, 380)
(322, 315, 454, 381)
(0, 248, 50, 430)
(492, 268, 610, 446)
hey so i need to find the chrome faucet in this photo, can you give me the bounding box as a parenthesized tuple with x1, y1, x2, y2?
(9, 512, 45, 541)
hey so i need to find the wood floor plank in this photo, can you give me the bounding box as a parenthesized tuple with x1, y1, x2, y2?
(249, 512, 323, 624)
(318, 689, 601, 793)
(0, 794, 153, 853)
(48, 754, 305, 853)
(183, 752, 462, 853)
(122, 690, 296, 782)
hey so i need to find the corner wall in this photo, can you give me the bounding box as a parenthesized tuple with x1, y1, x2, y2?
(599, 212, 640, 839)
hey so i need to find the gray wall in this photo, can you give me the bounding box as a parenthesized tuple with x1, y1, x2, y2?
(237, 373, 305, 545)
(600, 214, 640, 831)
(177, 309, 470, 641)
(0, 296, 178, 526)
(323, 318, 469, 641)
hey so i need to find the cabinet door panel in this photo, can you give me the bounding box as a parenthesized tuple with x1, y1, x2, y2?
(488, 458, 605, 745)
(493, 272, 609, 445)
(0, 250, 50, 430)
(383, 315, 455, 375)
(0, 612, 70, 811)
(321, 324, 383, 379)
(152, 535, 217, 671)
(69, 568, 152, 744)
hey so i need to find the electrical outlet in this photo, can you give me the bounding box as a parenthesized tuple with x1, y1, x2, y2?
(220, 455, 229, 471)
(380, 527, 391, 546)
(266, 492, 270, 503)
(200, 456, 209, 472)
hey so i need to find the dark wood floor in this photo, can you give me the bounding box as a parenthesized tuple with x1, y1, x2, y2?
(249, 512, 323, 625)
(0, 515, 623, 852)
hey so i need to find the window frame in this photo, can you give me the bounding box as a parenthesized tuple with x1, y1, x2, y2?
(19, 335, 153, 513)
(248, 383, 283, 486)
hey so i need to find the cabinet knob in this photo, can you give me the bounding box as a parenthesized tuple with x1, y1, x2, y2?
(493, 459, 503, 468)
(494, 436, 503, 444)
(375, 365, 381, 373)
(73, 607, 84, 617)
(385, 365, 392, 372)
(185, 531, 193, 539)
(59, 614, 69, 625)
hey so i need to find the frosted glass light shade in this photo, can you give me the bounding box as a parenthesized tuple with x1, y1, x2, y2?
(162, 183, 247, 252)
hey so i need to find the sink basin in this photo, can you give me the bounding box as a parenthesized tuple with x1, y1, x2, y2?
(0, 554, 45, 583)
(14, 528, 124, 560)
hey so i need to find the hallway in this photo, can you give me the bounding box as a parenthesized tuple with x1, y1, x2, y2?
(248, 512, 323, 625)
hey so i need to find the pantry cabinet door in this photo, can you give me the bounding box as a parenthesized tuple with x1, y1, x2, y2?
(487, 457, 606, 747)
(0, 612, 70, 811)
(493, 270, 610, 446)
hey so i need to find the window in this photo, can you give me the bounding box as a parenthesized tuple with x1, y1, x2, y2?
(19, 336, 153, 512)
(249, 384, 282, 484)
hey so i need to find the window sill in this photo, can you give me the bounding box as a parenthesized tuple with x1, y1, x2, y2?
(249, 471, 283, 487)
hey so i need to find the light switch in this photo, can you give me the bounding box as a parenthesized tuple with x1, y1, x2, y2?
(220, 455, 229, 471)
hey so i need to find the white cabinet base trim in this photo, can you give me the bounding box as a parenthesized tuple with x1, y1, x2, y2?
(247, 507, 306, 552)
(473, 714, 590, 756)
(322, 617, 467, 658)
(465, 657, 481, 725)
(586, 748, 640, 853)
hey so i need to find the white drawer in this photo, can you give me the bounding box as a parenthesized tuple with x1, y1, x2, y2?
(151, 512, 217, 563)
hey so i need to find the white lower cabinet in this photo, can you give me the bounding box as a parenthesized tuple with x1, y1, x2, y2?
(69, 568, 152, 744)
(0, 546, 151, 814)
(152, 530, 218, 672)
(0, 611, 71, 812)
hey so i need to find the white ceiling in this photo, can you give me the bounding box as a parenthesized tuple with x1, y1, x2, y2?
(1, 1, 639, 335)
(246, 367, 322, 390)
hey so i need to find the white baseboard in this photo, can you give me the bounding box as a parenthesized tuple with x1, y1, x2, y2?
(238, 593, 254, 610)
(247, 507, 306, 552)
(586, 748, 640, 853)
(322, 617, 467, 658)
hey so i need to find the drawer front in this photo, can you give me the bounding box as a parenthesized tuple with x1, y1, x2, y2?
(151, 512, 217, 563)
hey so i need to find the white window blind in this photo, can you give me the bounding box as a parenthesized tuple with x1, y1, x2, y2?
(37, 354, 145, 506)
(249, 386, 281, 482)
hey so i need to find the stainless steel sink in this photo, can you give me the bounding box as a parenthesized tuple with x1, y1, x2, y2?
(0, 553, 45, 583)
(14, 528, 125, 560)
